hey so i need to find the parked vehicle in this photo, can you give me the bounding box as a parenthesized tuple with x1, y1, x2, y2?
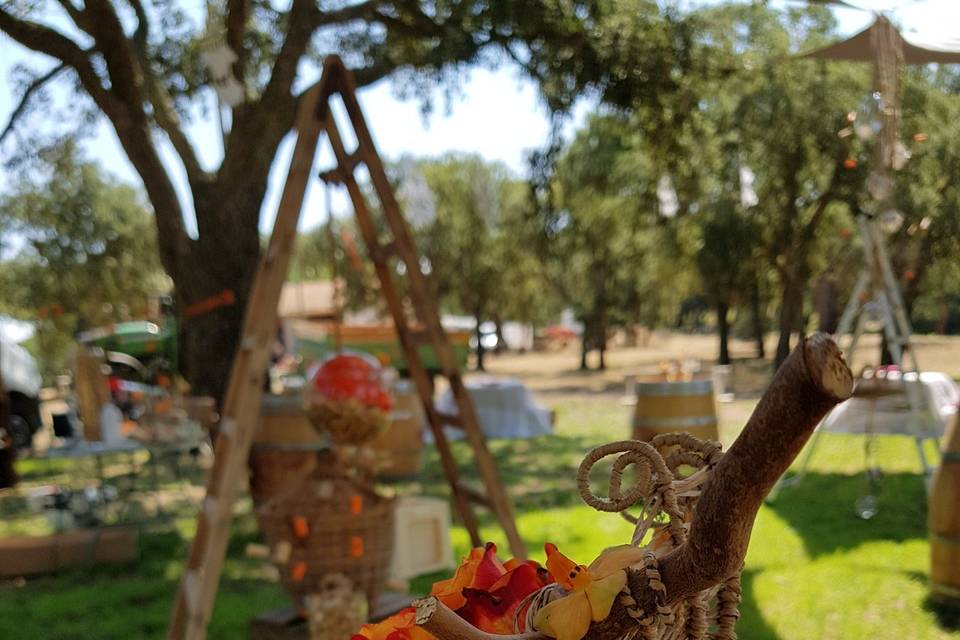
(1, 338, 43, 449)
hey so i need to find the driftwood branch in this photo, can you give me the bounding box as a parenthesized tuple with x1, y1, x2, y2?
(416, 333, 852, 640)
(657, 332, 851, 603)
(415, 596, 547, 640)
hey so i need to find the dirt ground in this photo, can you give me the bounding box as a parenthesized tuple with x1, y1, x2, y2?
(475, 330, 960, 432)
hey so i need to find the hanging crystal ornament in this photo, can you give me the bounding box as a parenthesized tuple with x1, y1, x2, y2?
(739, 164, 759, 208)
(866, 172, 894, 201)
(854, 92, 883, 141)
(891, 140, 911, 171)
(201, 8, 244, 108)
(657, 174, 679, 218)
(878, 209, 905, 234)
(396, 159, 437, 230)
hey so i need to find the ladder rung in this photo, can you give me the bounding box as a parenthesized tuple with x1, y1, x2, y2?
(371, 241, 398, 263)
(427, 407, 462, 428)
(436, 411, 461, 427)
(454, 482, 491, 508)
(405, 327, 431, 345)
(342, 150, 363, 172)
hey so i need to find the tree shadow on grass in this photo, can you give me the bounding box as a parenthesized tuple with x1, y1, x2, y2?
(766, 472, 927, 558)
(734, 568, 781, 640)
(410, 434, 607, 510)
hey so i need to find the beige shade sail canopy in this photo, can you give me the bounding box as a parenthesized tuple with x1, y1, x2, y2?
(800, 14, 960, 64)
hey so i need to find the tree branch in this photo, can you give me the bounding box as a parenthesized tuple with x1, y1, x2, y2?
(0, 62, 67, 143)
(82, 0, 146, 107)
(0, 8, 122, 118)
(124, 0, 149, 53)
(53, 0, 94, 35)
(225, 0, 247, 82)
(0, 7, 192, 275)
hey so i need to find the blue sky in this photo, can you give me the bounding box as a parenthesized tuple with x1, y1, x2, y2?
(1, 0, 958, 343)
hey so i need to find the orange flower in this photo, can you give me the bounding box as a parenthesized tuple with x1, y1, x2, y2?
(352, 607, 436, 640)
(533, 544, 633, 640)
(430, 542, 505, 610)
(458, 559, 553, 633)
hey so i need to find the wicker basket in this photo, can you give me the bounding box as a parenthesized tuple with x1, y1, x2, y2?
(256, 465, 395, 608)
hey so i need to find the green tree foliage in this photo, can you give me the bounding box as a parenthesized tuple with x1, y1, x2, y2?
(537, 113, 697, 370)
(0, 0, 697, 400)
(413, 154, 550, 368)
(0, 139, 167, 381)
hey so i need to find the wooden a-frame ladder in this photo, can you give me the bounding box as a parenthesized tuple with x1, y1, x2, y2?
(168, 55, 525, 640)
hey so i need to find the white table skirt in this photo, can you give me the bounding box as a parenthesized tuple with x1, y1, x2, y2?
(822, 371, 958, 439)
(432, 377, 553, 441)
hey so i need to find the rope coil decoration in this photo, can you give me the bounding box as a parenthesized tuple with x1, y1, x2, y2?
(538, 433, 739, 640)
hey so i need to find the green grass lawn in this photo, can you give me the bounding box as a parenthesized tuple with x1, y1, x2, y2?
(1, 393, 958, 638)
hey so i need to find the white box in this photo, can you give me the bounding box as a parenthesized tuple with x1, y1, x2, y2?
(390, 496, 454, 580)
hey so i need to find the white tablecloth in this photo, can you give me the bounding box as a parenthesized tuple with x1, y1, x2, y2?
(433, 377, 553, 440)
(822, 371, 959, 439)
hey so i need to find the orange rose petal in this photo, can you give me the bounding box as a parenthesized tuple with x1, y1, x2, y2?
(290, 562, 307, 583)
(352, 609, 438, 640)
(472, 542, 507, 591)
(351, 536, 365, 558)
(431, 543, 507, 610)
(459, 563, 548, 634)
(291, 516, 310, 540)
(350, 494, 364, 514)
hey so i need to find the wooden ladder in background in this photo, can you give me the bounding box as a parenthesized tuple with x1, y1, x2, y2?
(168, 55, 524, 640)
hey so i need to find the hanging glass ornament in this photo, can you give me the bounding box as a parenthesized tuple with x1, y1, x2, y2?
(739, 165, 758, 208)
(878, 209, 904, 234)
(657, 174, 679, 218)
(866, 172, 894, 201)
(853, 93, 882, 141)
(891, 140, 911, 171)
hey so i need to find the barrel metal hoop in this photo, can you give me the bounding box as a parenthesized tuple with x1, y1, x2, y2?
(941, 452, 960, 463)
(635, 415, 717, 429)
(930, 581, 960, 600)
(931, 532, 960, 547)
(634, 380, 714, 396)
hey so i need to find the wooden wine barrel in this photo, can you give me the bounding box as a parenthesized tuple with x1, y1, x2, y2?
(930, 415, 960, 608)
(248, 395, 328, 505)
(632, 378, 719, 443)
(368, 380, 425, 478)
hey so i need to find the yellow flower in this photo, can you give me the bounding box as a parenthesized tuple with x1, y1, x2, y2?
(532, 544, 639, 640)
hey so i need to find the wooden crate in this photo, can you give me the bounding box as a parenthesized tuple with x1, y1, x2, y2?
(390, 496, 453, 581)
(0, 526, 139, 576)
(368, 381, 425, 478)
(249, 592, 413, 640)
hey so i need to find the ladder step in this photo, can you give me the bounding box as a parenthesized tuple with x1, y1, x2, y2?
(436, 411, 462, 427)
(428, 407, 462, 428)
(454, 482, 492, 508)
(405, 327, 431, 345)
(370, 240, 398, 263)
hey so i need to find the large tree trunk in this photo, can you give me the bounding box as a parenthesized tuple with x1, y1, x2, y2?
(815, 276, 840, 334)
(474, 314, 486, 371)
(174, 250, 258, 404)
(775, 273, 806, 370)
(493, 315, 507, 353)
(172, 177, 267, 404)
(749, 276, 765, 359)
(579, 320, 591, 371)
(717, 300, 731, 366)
